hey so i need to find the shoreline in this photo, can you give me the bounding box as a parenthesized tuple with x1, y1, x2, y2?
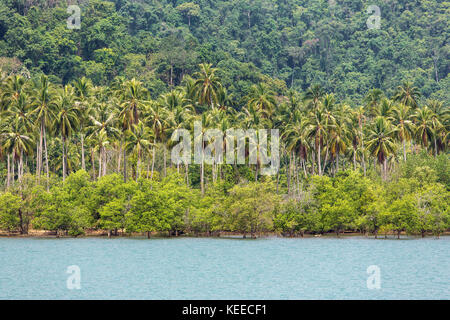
(1, 230, 449, 239)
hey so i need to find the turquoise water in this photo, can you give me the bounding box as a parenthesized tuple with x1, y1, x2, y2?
(0, 237, 449, 299)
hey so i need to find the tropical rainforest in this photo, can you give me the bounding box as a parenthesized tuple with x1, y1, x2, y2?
(0, 0, 448, 238)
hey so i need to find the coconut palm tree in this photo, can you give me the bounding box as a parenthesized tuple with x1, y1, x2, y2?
(125, 121, 152, 181)
(1, 75, 26, 110)
(192, 63, 222, 109)
(304, 107, 328, 176)
(394, 81, 421, 109)
(364, 89, 384, 118)
(52, 85, 80, 181)
(390, 104, 414, 161)
(30, 74, 55, 188)
(426, 99, 448, 156)
(366, 117, 396, 180)
(86, 103, 120, 178)
(303, 84, 324, 110)
(1, 119, 34, 186)
(245, 83, 276, 118)
(73, 76, 93, 171)
(413, 106, 435, 154)
(117, 78, 148, 181)
(329, 114, 349, 174)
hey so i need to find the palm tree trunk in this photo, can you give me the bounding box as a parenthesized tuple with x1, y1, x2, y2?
(302, 158, 307, 178)
(336, 152, 339, 172)
(11, 156, 15, 186)
(81, 130, 85, 171)
(19, 150, 23, 184)
(62, 135, 66, 181)
(7, 154, 10, 189)
(35, 139, 39, 182)
(201, 141, 204, 195)
(90, 148, 95, 180)
(117, 143, 122, 173)
(38, 122, 44, 183)
(103, 148, 107, 176)
(163, 144, 167, 177)
(150, 145, 155, 180)
(43, 126, 49, 190)
(434, 137, 438, 157)
(317, 141, 322, 176)
(123, 146, 127, 182)
(98, 148, 102, 179)
(287, 152, 291, 195)
(137, 149, 141, 182)
(403, 139, 406, 161)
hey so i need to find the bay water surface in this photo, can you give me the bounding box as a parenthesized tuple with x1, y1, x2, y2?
(0, 237, 448, 299)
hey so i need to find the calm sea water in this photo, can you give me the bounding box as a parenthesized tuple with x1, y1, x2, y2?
(0, 237, 449, 299)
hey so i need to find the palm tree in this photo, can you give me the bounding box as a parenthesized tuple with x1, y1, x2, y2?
(192, 63, 222, 109)
(144, 101, 170, 179)
(390, 104, 414, 161)
(86, 103, 120, 178)
(303, 84, 324, 110)
(30, 74, 55, 188)
(329, 114, 349, 174)
(245, 83, 276, 118)
(1, 75, 26, 111)
(117, 78, 148, 181)
(366, 117, 396, 180)
(125, 121, 152, 181)
(52, 85, 80, 181)
(394, 81, 421, 109)
(426, 99, 448, 156)
(364, 89, 384, 117)
(1, 119, 34, 186)
(304, 107, 329, 176)
(73, 76, 93, 171)
(413, 106, 435, 153)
